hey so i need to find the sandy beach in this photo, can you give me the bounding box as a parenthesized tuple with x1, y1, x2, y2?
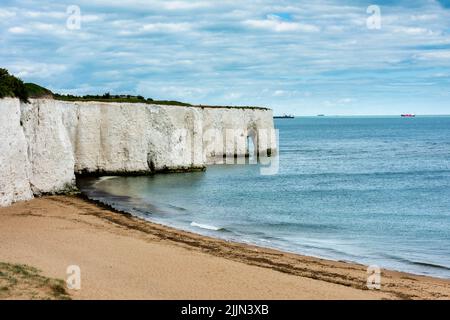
(0, 195, 449, 300)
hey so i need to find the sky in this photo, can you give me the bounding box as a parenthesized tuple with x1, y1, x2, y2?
(1, 0, 450, 115)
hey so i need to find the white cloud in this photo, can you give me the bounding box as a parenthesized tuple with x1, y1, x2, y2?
(8, 26, 27, 34)
(141, 22, 192, 33)
(8, 22, 68, 37)
(22, 10, 66, 19)
(273, 90, 286, 96)
(410, 14, 439, 21)
(161, 1, 212, 11)
(338, 98, 355, 104)
(223, 92, 243, 100)
(136, 82, 210, 101)
(323, 98, 355, 107)
(417, 51, 450, 60)
(117, 21, 193, 35)
(82, 15, 103, 23)
(75, 0, 215, 12)
(8, 62, 68, 79)
(244, 14, 319, 33)
(393, 26, 435, 36)
(0, 8, 16, 19)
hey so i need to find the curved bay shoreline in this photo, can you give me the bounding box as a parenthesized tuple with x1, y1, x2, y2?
(1, 195, 449, 300)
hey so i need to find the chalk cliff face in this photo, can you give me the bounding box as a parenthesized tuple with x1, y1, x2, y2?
(0, 99, 33, 206)
(21, 100, 76, 195)
(0, 98, 276, 206)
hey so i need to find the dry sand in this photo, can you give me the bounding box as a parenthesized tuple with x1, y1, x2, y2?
(0, 195, 449, 300)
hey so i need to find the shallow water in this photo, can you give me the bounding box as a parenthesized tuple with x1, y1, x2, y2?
(78, 116, 450, 278)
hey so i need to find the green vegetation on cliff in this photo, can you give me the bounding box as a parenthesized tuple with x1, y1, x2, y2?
(54, 92, 193, 107)
(24, 83, 53, 98)
(0, 69, 29, 102)
(54, 93, 268, 109)
(0, 68, 269, 110)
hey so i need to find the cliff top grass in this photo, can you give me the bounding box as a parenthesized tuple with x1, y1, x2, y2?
(54, 92, 193, 107)
(54, 93, 269, 110)
(24, 83, 53, 98)
(0, 68, 269, 110)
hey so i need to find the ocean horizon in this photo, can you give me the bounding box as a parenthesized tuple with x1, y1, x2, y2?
(78, 116, 450, 279)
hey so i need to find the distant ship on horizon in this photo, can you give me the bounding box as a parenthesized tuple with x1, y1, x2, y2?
(274, 114, 295, 119)
(401, 114, 416, 118)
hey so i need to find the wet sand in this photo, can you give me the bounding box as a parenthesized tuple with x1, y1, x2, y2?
(0, 195, 449, 300)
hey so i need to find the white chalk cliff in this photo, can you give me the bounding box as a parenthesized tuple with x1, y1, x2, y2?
(0, 98, 276, 207)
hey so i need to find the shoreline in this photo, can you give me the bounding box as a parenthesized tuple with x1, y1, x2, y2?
(78, 177, 450, 281)
(1, 195, 449, 299)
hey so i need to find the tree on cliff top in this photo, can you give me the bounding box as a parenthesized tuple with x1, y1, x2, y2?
(0, 69, 29, 102)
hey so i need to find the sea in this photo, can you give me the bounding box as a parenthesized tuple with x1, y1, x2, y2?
(78, 116, 450, 278)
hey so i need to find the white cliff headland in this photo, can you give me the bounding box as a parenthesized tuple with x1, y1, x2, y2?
(0, 98, 276, 207)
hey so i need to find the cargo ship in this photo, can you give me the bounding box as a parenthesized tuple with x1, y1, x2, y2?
(274, 114, 295, 119)
(401, 114, 416, 118)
